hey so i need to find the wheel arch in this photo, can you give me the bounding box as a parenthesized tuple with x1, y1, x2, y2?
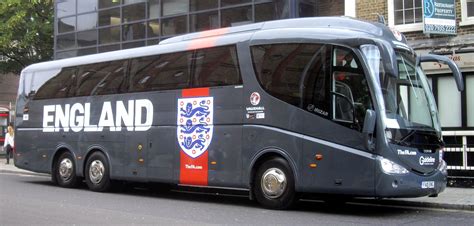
(51, 144, 76, 175)
(248, 148, 299, 199)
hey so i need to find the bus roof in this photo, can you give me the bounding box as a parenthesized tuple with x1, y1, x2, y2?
(22, 17, 403, 74)
(160, 17, 387, 45)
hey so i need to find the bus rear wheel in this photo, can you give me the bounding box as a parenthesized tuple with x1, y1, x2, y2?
(54, 152, 80, 188)
(254, 157, 296, 209)
(85, 152, 111, 192)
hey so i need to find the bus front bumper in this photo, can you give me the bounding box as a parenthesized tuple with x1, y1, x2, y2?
(375, 168, 447, 198)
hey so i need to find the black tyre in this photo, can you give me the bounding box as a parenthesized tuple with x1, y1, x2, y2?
(54, 152, 80, 188)
(85, 152, 111, 192)
(254, 157, 296, 209)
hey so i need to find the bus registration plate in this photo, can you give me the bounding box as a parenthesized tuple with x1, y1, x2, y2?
(421, 181, 434, 189)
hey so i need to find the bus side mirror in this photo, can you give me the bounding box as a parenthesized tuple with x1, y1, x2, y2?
(418, 54, 464, 91)
(362, 109, 376, 151)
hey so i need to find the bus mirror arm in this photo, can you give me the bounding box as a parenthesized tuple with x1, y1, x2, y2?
(362, 109, 376, 151)
(418, 54, 464, 91)
(373, 40, 398, 78)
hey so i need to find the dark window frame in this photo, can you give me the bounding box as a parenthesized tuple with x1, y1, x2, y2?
(251, 43, 373, 132)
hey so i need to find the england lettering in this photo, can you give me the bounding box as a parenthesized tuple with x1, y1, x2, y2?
(42, 99, 153, 132)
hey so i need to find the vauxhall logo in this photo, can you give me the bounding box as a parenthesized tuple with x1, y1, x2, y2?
(42, 99, 153, 132)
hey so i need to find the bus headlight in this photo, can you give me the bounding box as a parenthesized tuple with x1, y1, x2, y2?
(378, 157, 409, 175)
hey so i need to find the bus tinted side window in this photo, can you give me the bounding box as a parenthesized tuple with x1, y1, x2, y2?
(251, 44, 330, 116)
(332, 47, 372, 130)
(34, 68, 77, 100)
(94, 61, 127, 95)
(130, 45, 242, 92)
(130, 51, 192, 92)
(193, 45, 242, 87)
(76, 60, 127, 96)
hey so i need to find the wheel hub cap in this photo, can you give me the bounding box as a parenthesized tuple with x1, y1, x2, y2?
(59, 158, 73, 181)
(261, 168, 287, 199)
(89, 160, 105, 184)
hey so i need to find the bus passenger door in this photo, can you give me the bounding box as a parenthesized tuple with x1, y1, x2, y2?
(301, 46, 375, 196)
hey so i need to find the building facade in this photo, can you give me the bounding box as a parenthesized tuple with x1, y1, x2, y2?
(54, 0, 473, 177)
(54, 0, 353, 59)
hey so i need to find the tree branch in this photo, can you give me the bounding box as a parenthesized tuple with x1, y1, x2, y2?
(0, 50, 26, 68)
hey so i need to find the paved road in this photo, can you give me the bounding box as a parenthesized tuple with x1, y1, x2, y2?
(0, 173, 473, 225)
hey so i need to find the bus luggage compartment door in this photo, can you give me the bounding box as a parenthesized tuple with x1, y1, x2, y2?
(124, 132, 147, 180)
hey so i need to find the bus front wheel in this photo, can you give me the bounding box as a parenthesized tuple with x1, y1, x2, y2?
(254, 157, 296, 209)
(85, 152, 111, 192)
(54, 152, 80, 188)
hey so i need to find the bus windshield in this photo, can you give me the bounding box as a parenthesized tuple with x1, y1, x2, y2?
(381, 50, 442, 148)
(361, 45, 442, 150)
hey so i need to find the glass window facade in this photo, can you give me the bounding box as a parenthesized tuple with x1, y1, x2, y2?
(78, 0, 98, 13)
(78, 30, 98, 47)
(190, 11, 219, 32)
(58, 17, 76, 34)
(57, 0, 76, 18)
(99, 8, 121, 27)
(78, 13, 98, 31)
(54, 0, 347, 59)
(298, 0, 344, 17)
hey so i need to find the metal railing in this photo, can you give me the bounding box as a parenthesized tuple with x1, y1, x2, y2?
(442, 131, 474, 176)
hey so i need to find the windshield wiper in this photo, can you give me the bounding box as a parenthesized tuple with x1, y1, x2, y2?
(396, 129, 416, 146)
(400, 56, 419, 99)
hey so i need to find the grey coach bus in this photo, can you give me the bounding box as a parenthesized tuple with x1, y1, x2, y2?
(15, 17, 464, 209)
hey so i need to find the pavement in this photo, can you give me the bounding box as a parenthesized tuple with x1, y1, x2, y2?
(0, 158, 473, 211)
